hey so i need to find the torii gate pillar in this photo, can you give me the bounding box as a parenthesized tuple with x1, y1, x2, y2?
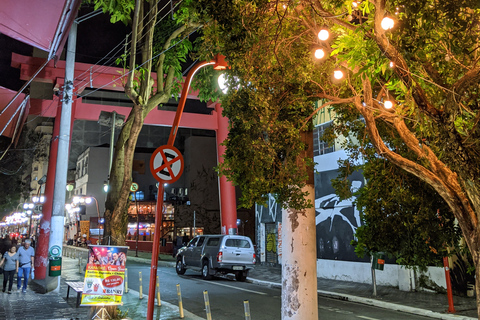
(215, 103, 238, 235)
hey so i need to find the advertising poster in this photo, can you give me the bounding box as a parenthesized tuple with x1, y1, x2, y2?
(80, 245, 129, 306)
(79, 221, 90, 239)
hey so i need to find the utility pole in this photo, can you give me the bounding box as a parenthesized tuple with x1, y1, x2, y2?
(46, 21, 77, 292)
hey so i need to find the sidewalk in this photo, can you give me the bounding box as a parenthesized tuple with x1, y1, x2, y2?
(1, 246, 478, 319)
(248, 264, 478, 320)
(0, 248, 200, 320)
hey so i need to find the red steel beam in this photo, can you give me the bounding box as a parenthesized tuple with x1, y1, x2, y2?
(28, 98, 219, 130)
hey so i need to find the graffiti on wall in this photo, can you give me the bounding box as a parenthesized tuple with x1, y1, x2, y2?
(315, 169, 367, 261)
(265, 223, 278, 264)
(255, 194, 282, 223)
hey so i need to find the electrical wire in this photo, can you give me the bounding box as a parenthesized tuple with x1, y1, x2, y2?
(75, 22, 200, 101)
(72, 0, 177, 87)
(72, 0, 181, 97)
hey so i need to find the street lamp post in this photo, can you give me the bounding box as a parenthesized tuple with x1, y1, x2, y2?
(23, 203, 34, 239)
(134, 192, 140, 257)
(146, 54, 228, 320)
(72, 195, 102, 244)
(31, 196, 45, 239)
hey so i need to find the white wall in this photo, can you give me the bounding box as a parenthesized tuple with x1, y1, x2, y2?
(316, 259, 446, 291)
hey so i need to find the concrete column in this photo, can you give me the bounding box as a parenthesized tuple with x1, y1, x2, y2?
(281, 184, 318, 319)
(215, 103, 237, 235)
(281, 130, 318, 319)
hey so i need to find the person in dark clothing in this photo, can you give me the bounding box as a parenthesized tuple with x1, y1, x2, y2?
(182, 233, 189, 246)
(0, 237, 6, 256)
(0, 245, 19, 293)
(1, 236, 12, 256)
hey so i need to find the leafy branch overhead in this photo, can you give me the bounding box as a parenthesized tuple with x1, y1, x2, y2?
(194, 0, 480, 310)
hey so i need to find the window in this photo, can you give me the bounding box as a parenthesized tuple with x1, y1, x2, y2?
(313, 122, 335, 156)
(188, 238, 198, 247)
(206, 237, 220, 246)
(76, 162, 81, 179)
(225, 239, 251, 248)
(82, 158, 88, 176)
(197, 237, 205, 247)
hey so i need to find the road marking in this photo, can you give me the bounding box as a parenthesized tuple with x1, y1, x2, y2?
(357, 316, 379, 320)
(202, 280, 267, 295)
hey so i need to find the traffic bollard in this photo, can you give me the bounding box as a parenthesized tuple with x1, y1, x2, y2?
(124, 268, 128, 293)
(156, 275, 161, 306)
(177, 284, 184, 318)
(139, 272, 143, 299)
(244, 300, 251, 320)
(203, 290, 212, 320)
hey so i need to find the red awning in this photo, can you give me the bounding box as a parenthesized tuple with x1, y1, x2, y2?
(0, 0, 81, 59)
(0, 86, 30, 145)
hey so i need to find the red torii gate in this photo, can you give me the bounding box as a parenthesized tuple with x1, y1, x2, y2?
(10, 53, 238, 280)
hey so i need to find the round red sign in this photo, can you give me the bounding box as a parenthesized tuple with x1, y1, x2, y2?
(150, 145, 184, 184)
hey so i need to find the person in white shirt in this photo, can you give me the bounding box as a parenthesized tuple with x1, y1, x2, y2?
(17, 239, 34, 293)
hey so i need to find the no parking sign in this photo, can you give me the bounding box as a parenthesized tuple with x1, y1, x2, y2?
(150, 145, 184, 183)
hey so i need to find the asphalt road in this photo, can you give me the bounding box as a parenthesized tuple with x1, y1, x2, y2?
(125, 261, 433, 320)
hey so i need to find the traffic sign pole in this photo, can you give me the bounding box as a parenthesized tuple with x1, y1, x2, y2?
(147, 183, 164, 320)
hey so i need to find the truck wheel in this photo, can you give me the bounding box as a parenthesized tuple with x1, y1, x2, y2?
(202, 261, 212, 280)
(176, 259, 186, 275)
(235, 271, 247, 282)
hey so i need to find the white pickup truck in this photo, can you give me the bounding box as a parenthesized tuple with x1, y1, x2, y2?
(175, 234, 256, 281)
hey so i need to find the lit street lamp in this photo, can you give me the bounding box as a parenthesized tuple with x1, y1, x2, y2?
(72, 195, 102, 243)
(23, 203, 34, 239)
(31, 196, 46, 239)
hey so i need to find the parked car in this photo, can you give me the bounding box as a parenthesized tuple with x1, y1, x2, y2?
(175, 234, 256, 281)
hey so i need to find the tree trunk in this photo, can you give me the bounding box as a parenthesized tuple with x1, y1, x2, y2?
(474, 252, 480, 319)
(103, 104, 145, 245)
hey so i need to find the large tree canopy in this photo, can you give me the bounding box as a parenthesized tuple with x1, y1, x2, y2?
(192, 0, 480, 316)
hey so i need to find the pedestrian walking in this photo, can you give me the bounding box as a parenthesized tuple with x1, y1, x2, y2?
(17, 239, 34, 293)
(0, 245, 19, 294)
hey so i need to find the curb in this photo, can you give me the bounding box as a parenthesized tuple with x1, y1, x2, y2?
(247, 278, 477, 320)
(125, 255, 175, 268)
(122, 287, 205, 320)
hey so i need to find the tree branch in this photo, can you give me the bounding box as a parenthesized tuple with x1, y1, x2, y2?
(139, 1, 157, 102)
(156, 21, 202, 94)
(373, 0, 441, 119)
(125, 0, 141, 103)
(359, 77, 477, 234)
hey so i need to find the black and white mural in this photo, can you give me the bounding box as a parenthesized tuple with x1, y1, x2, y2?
(254, 167, 368, 264)
(315, 169, 367, 261)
